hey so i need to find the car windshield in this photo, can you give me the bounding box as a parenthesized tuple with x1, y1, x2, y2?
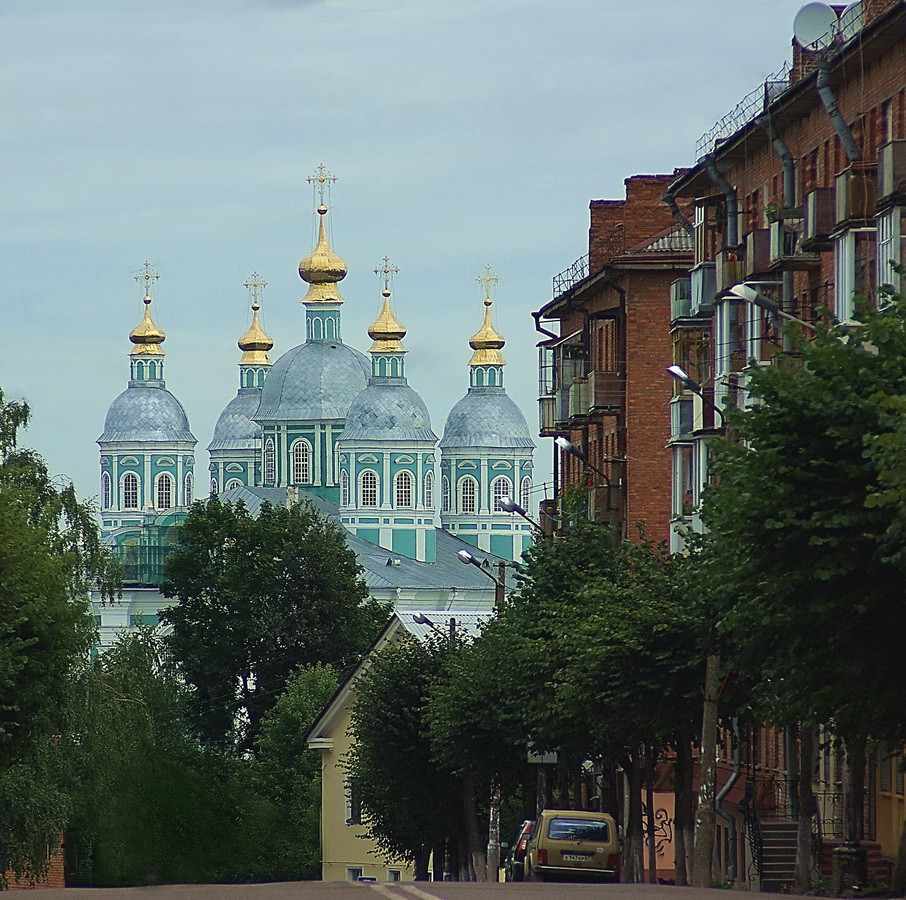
(548, 817, 609, 842)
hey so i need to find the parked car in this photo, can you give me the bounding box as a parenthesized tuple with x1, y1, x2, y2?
(524, 809, 620, 883)
(504, 819, 535, 882)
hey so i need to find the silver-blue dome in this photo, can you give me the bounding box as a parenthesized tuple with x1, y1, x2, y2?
(98, 383, 196, 444)
(440, 387, 534, 449)
(255, 341, 370, 422)
(341, 380, 437, 443)
(208, 388, 261, 452)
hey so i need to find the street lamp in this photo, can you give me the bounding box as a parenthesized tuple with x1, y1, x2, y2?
(727, 282, 819, 332)
(666, 364, 725, 427)
(554, 436, 611, 487)
(497, 495, 544, 534)
(411, 612, 456, 645)
(457, 549, 506, 612)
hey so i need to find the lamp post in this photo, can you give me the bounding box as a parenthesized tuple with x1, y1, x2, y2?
(727, 282, 819, 332)
(554, 436, 611, 486)
(457, 548, 506, 613)
(497, 495, 544, 535)
(666, 364, 726, 427)
(411, 612, 456, 646)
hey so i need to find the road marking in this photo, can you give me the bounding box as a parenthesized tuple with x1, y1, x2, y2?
(398, 886, 442, 900)
(369, 885, 403, 899)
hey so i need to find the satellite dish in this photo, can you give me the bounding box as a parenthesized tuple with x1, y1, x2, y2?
(839, 1, 863, 39)
(793, 2, 839, 49)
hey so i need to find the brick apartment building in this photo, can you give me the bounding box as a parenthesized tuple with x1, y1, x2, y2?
(536, 0, 906, 888)
(534, 174, 692, 543)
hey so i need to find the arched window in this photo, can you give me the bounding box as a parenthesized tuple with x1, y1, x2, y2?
(520, 476, 532, 512)
(360, 470, 378, 507)
(395, 471, 413, 508)
(226, 478, 242, 492)
(340, 470, 349, 506)
(123, 473, 139, 509)
(101, 473, 111, 509)
(210, 478, 218, 497)
(459, 477, 477, 515)
(492, 476, 513, 514)
(424, 471, 434, 509)
(441, 475, 451, 513)
(264, 439, 276, 485)
(156, 473, 173, 510)
(291, 439, 311, 484)
(184, 473, 193, 505)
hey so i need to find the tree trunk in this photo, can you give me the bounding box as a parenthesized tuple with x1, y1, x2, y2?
(892, 814, 906, 895)
(645, 747, 657, 884)
(414, 847, 430, 881)
(674, 730, 694, 886)
(462, 772, 487, 881)
(487, 781, 501, 883)
(431, 840, 447, 882)
(692, 652, 721, 888)
(795, 725, 816, 892)
(622, 752, 645, 883)
(843, 745, 866, 845)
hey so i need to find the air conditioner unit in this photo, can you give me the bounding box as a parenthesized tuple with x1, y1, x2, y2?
(744, 229, 771, 276)
(690, 262, 717, 315)
(670, 278, 692, 320)
(879, 140, 906, 202)
(836, 163, 877, 225)
(803, 187, 835, 247)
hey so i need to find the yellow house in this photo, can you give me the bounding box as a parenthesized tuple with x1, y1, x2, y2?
(305, 609, 489, 883)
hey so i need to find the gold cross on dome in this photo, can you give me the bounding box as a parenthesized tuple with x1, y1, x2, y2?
(477, 264, 499, 299)
(374, 256, 400, 293)
(134, 260, 159, 298)
(307, 164, 337, 206)
(243, 272, 268, 309)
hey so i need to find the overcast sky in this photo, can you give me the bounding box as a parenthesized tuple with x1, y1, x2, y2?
(2, 0, 808, 506)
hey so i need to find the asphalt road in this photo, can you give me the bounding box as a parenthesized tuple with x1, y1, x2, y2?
(24, 883, 776, 899)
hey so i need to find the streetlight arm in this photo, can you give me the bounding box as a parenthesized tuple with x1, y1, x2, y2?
(555, 437, 611, 487)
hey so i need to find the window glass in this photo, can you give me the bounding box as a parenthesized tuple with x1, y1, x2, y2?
(492, 476, 512, 513)
(548, 817, 610, 842)
(424, 471, 434, 508)
(395, 471, 413, 508)
(460, 477, 477, 514)
(264, 439, 276, 485)
(157, 474, 173, 510)
(361, 471, 378, 507)
(123, 473, 139, 509)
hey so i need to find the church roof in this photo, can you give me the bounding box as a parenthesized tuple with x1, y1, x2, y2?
(440, 386, 534, 450)
(99, 383, 196, 445)
(341, 382, 437, 443)
(208, 388, 261, 452)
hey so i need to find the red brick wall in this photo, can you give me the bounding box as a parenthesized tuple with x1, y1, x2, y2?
(7, 843, 66, 891)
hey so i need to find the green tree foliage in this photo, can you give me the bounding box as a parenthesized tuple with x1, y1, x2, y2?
(701, 297, 906, 741)
(161, 497, 388, 749)
(347, 637, 461, 878)
(0, 389, 115, 886)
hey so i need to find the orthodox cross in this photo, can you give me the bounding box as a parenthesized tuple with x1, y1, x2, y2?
(374, 256, 400, 293)
(243, 272, 268, 310)
(307, 164, 337, 206)
(134, 260, 159, 299)
(477, 264, 499, 299)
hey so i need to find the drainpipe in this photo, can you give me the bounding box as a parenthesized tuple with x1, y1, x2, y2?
(816, 62, 860, 163)
(532, 309, 558, 340)
(755, 115, 797, 352)
(715, 719, 741, 883)
(663, 190, 694, 235)
(703, 155, 739, 247)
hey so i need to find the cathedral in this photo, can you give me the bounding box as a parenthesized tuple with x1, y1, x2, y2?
(94, 169, 535, 647)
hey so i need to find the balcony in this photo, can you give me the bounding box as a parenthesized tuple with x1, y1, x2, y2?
(113, 543, 176, 587)
(568, 378, 589, 420)
(769, 218, 819, 271)
(587, 483, 623, 528)
(744, 228, 771, 277)
(538, 393, 568, 436)
(690, 262, 717, 316)
(670, 278, 692, 320)
(803, 188, 836, 250)
(716, 249, 744, 294)
(670, 395, 694, 442)
(836, 163, 877, 227)
(588, 370, 624, 414)
(878, 140, 906, 207)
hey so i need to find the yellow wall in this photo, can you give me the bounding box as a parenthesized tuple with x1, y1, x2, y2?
(318, 699, 414, 883)
(877, 750, 905, 862)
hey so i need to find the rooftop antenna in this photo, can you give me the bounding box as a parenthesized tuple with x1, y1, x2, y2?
(793, 2, 839, 49)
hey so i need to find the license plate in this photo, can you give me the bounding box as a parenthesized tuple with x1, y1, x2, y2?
(562, 853, 592, 862)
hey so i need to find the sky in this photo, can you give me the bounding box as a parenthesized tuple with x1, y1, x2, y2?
(2, 0, 810, 507)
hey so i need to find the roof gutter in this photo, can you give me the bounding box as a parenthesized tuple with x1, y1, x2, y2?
(532, 309, 558, 340)
(703, 154, 739, 247)
(662, 190, 694, 235)
(817, 61, 861, 162)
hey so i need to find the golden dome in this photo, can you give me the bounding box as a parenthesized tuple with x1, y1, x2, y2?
(299, 205, 347, 304)
(368, 289, 407, 354)
(469, 297, 505, 366)
(129, 294, 166, 356)
(238, 297, 274, 366)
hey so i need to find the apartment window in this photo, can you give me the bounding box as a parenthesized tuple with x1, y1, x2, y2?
(291, 439, 311, 484)
(101, 473, 111, 509)
(156, 474, 173, 510)
(123, 473, 139, 509)
(441, 475, 451, 513)
(264, 438, 276, 485)
(387, 870, 402, 882)
(881, 753, 893, 793)
(424, 470, 434, 509)
(877, 207, 905, 299)
(459, 477, 477, 515)
(395, 471, 413, 508)
(340, 470, 349, 507)
(835, 229, 877, 322)
(345, 779, 362, 825)
(346, 868, 363, 883)
(360, 471, 378, 507)
(492, 476, 512, 513)
(714, 298, 746, 409)
(184, 472, 193, 505)
(672, 445, 695, 517)
(520, 476, 532, 512)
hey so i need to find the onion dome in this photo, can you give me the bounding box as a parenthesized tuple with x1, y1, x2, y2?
(208, 391, 261, 452)
(368, 289, 407, 354)
(299, 205, 347, 304)
(99, 386, 194, 443)
(238, 289, 274, 366)
(255, 342, 371, 422)
(343, 383, 436, 443)
(468, 296, 506, 366)
(440, 390, 533, 450)
(129, 294, 165, 356)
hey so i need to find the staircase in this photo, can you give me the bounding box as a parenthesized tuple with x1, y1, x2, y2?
(759, 821, 798, 892)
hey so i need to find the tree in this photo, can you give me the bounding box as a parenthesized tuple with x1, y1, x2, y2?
(0, 388, 115, 886)
(161, 497, 388, 749)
